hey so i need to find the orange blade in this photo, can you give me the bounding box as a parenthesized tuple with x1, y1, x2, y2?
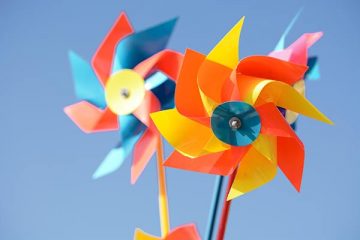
(165, 147, 248, 175)
(92, 12, 134, 85)
(165, 224, 201, 240)
(237, 56, 308, 85)
(64, 101, 118, 133)
(197, 58, 233, 113)
(257, 103, 304, 191)
(131, 129, 158, 184)
(173, 49, 208, 118)
(134, 50, 184, 81)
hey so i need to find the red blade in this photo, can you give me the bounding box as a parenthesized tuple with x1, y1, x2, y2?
(92, 12, 134, 85)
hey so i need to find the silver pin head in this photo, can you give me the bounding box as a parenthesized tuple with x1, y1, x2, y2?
(229, 117, 242, 130)
(120, 88, 130, 98)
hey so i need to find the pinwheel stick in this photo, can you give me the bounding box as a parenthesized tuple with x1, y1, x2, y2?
(156, 136, 170, 236)
(216, 169, 237, 240)
(205, 175, 225, 240)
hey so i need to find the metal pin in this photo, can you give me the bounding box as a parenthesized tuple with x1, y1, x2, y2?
(229, 117, 242, 130)
(120, 88, 130, 98)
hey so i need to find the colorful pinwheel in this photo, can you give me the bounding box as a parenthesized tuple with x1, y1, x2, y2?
(151, 17, 332, 239)
(134, 224, 201, 240)
(64, 12, 182, 183)
(64, 12, 186, 237)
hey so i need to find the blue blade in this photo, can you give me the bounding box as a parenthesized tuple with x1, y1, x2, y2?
(92, 114, 146, 179)
(144, 72, 169, 90)
(305, 56, 320, 81)
(274, 8, 303, 51)
(149, 76, 176, 110)
(112, 17, 178, 73)
(68, 51, 106, 109)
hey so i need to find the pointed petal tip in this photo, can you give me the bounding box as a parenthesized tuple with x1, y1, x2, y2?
(130, 169, 139, 185)
(227, 190, 243, 201)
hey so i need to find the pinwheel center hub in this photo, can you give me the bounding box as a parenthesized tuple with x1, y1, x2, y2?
(211, 101, 261, 146)
(229, 117, 242, 130)
(105, 69, 145, 115)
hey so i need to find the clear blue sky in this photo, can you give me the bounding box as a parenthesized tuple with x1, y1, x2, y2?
(0, 0, 359, 239)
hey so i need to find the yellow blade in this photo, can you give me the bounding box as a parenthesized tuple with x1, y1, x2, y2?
(133, 228, 160, 240)
(285, 80, 305, 124)
(150, 109, 229, 158)
(207, 17, 245, 69)
(227, 135, 277, 200)
(239, 78, 333, 125)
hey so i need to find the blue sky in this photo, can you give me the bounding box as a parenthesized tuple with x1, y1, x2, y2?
(0, 0, 359, 239)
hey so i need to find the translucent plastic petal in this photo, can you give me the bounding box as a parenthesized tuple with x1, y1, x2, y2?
(228, 145, 277, 200)
(207, 17, 244, 69)
(113, 18, 177, 72)
(64, 101, 118, 133)
(237, 56, 307, 85)
(165, 147, 249, 175)
(151, 109, 229, 158)
(174, 49, 208, 118)
(134, 50, 183, 82)
(68, 51, 106, 108)
(131, 129, 158, 184)
(92, 12, 133, 85)
(237, 77, 333, 124)
(257, 103, 305, 191)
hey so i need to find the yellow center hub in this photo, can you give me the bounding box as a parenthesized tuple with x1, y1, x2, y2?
(105, 69, 145, 115)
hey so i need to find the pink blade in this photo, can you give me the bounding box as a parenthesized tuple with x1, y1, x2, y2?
(92, 12, 134, 85)
(287, 32, 323, 66)
(133, 90, 161, 129)
(133, 50, 184, 81)
(256, 102, 305, 191)
(131, 129, 158, 184)
(165, 224, 201, 240)
(64, 101, 118, 133)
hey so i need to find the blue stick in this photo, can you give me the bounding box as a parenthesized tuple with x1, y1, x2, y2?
(205, 175, 225, 240)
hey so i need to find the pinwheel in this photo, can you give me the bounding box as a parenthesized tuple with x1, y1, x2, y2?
(134, 224, 201, 240)
(64, 12, 184, 237)
(151, 17, 333, 239)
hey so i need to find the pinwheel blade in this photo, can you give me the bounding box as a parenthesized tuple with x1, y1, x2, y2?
(113, 17, 178, 72)
(68, 51, 106, 109)
(237, 56, 308, 85)
(207, 17, 244, 69)
(134, 50, 183, 81)
(228, 145, 277, 200)
(165, 147, 248, 175)
(287, 32, 323, 65)
(305, 56, 320, 81)
(166, 224, 201, 240)
(131, 129, 158, 184)
(174, 49, 208, 118)
(144, 72, 168, 90)
(133, 228, 160, 240)
(92, 12, 133, 85)
(274, 8, 303, 51)
(257, 103, 305, 191)
(92, 114, 145, 179)
(238, 78, 333, 124)
(64, 101, 118, 133)
(151, 109, 229, 158)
